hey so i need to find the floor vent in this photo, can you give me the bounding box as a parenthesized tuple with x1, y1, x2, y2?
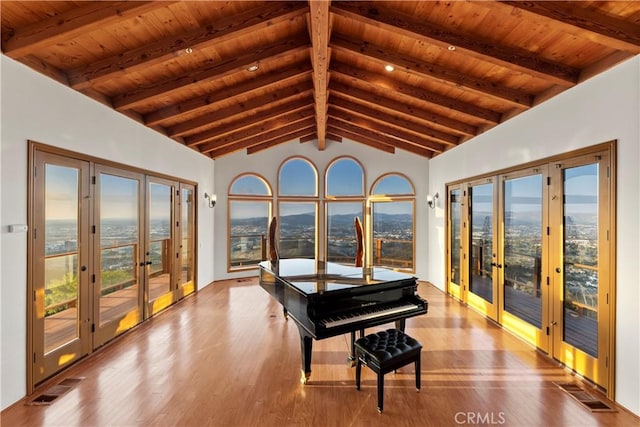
(555, 382, 617, 413)
(28, 377, 85, 406)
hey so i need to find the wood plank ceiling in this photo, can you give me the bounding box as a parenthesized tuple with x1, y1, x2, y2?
(2, 1, 639, 159)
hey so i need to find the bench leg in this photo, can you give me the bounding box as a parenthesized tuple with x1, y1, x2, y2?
(377, 371, 384, 413)
(355, 358, 362, 390)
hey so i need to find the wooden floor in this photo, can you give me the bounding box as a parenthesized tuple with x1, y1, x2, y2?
(3, 278, 638, 427)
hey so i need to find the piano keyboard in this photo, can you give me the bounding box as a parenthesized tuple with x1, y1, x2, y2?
(321, 302, 420, 328)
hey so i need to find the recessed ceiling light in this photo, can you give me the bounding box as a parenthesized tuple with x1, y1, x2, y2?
(448, 45, 456, 51)
(385, 64, 395, 72)
(247, 64, 259, 72)
(185, 47, 193, 54)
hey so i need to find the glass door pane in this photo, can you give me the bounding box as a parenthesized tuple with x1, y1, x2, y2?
(469, 182, 494, 304)
(94, 168, 143, 346)
(448, 187, 463, 299)
(43, 164, 81, 353)
(326, 202, 364, 265)
(561, 163, 599, 356)
(179, 185, 196, 296)
(503, 174, 543, 328)
(147, 181, 174, 314)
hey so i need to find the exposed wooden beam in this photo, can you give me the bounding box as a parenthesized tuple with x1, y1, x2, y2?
(67, 2, 308, 90)
(145, 62, 312, 126)
(246, 127, 317, 155)
(308, 0, 331, 150)
(326, 133, 343, 143)
(184, 96, 313, 146)
(329, 117, 434, 157)
(113, 37, 310, 111)
(330, 80, 477, 136)
(500, 1, 640, 53)
(327, 125, 395, 154)
(2, 1, 174, 58)
(169, 83, 314, 138)
(328, 107, 444, 154)
(15, 55, 69, 86)
(300, 134, 317, 143)
(331, 96, 458, 147)
(199, 110, 315, 154)
(331, 61, 502, 123)
(206, 119, 316, 157)
(332, 1, 580, 86)
(331, 34, 533, 108)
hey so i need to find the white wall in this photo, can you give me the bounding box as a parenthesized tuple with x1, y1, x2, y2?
(428, 56, 640, 416)
(214, 140, 430, 281)
(0, 56, 216, 410)
(2, 48, 638, 416)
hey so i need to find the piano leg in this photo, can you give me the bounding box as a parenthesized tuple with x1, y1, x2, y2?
(395, 319, 406, 332)
(297, 326, 313, 384)
(348, 329, 365, 367)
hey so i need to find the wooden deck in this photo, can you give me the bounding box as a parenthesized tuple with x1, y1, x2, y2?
(4, 277, 637, 426)
(44, 275, 171, 351)
(471, 275, 597, 356)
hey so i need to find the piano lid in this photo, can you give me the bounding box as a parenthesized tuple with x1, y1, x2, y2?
(258, 258, 416, 296)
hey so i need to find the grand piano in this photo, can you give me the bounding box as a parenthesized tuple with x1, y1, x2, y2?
(259, 258, 428, 384)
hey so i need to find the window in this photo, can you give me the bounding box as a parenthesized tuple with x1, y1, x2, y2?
(370, 173, 415, 271)
(278, 157, 318, 259)
(279, 157, 317, 196)
(228, 157, 416, 270)
(228, 174, 272, 270)
(325, 157, 364, 264)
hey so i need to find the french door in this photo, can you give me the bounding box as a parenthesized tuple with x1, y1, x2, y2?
(447, 185, 465, 301)
(499, 166, 551, 353)
(446, 143, 614, 393)
(178, 184, 196, 298)
(30, 145, 196, 388)
(93, 165, 145, 347)
(549, 152, 611, 389)
(146, 177, 178, 316)
(467, 178, 498, 321)
(32, 151, 92, 384)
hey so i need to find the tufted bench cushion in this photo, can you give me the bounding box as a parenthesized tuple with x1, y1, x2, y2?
(355, 328, 422, 413)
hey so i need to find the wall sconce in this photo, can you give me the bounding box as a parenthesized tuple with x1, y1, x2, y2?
(427, 192, 439, 209)
(204, 192, 216, 208)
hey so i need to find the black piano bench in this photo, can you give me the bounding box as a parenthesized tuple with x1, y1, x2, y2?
(354, 328, 422, 413)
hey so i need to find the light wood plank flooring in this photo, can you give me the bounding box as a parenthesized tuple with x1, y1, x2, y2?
(2, 278, 638, 426)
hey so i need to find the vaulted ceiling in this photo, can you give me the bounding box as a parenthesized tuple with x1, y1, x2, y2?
(2, 1, 639, 159)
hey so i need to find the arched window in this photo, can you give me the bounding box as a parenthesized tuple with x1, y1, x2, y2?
(370, 173, 415, 271)
(278, 157, 318, 259)
(228, 174, 272, 271)
(326, 157, 364, 197)
(279, 157, 318, 197)
(325, 157, 365, 264)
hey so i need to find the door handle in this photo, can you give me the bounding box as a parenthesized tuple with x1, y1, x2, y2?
(555, 267, 561, 273)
